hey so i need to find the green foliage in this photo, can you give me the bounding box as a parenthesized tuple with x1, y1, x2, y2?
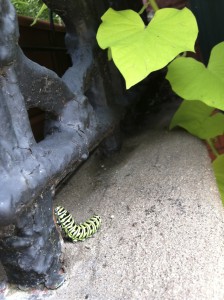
(170, 100, 224, 139)
(11, 0, 49, 21)
(96, 1, 224, 205)
(212, 155, 224, 204)
(96, 7, 198, 89)
(166, 42, 224, 110)
(168, 43, 224, 204)
(11, 0, 62, 24)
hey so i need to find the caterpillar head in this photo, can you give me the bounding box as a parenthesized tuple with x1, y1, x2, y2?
(54, 206, 63, 215)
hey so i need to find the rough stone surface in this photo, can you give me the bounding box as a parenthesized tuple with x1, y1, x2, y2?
(1, 127, 224, 299)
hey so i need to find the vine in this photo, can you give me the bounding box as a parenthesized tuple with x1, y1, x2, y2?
(167, 42, 224, 201)
(96, 2, 224, 202)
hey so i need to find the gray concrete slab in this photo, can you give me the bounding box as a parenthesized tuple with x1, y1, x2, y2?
(2, 128, 224, 300)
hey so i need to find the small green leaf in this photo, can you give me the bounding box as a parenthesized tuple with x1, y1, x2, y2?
(170, 100, 224, 139)
(97, 8, 198, 89)
(170, 100, 213, 137)
(166, 42, 224, 110)
(30, 3, 48, 26)
(203, 113, 224, 139)
(212, 154, 224, 204)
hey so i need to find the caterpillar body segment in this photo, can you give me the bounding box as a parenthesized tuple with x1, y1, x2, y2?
(54, 206, 101, 242)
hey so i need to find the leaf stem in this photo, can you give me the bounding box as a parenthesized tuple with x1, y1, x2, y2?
(138, 3, 149, 15)
(138, 0, 159, 15)
(207, 138, 220, 158)
(149, 0, 159, 12)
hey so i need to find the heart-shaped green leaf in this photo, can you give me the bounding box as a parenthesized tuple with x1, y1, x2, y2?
(213, 154, 224, 204)
(166, 42, 224, 110)
(97, 8, 198, 89)
(170, 100, 224, 139)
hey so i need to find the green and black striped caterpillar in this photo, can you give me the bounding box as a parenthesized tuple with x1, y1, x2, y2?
(54, 206, 101, 242)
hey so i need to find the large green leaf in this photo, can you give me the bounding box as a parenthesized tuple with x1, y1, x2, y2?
(96, 8, 198, 89)
(170, 100, 224, 139)
(166, 42, 224, 110)
(212, 154, 224, 204)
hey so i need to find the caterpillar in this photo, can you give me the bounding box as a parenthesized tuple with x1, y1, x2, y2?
(54, 206, 101, 242)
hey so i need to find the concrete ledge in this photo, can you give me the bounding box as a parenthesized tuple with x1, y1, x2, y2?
(2, 129, 224, 299)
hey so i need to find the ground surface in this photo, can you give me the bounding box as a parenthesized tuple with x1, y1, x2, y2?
(52, 129, 224, 300)
(2, 124, 224, 300)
